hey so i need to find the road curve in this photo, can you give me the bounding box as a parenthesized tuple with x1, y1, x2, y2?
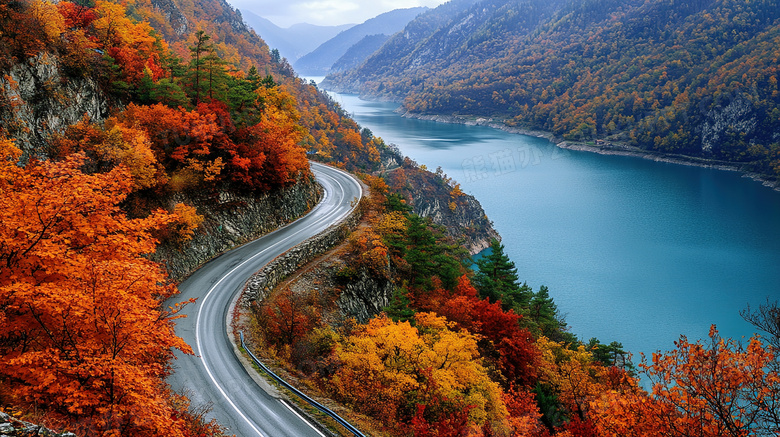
(166, 162, 363, 437)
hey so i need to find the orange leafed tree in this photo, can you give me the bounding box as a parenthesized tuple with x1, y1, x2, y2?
(257, 287, 320, 351)
(231, 86, 309, 190)
(0, 139, 193, 436)
(91, 0, 165, 85)
(51, 116, 165, 191)
(591, 326, 780, 437)
(112, 103, 226, 191)
(534, 334, 637, 435)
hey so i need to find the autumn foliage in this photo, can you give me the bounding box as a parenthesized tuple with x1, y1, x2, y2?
(0, 139, 197, 435)
(252, 168, 780, 437)
(591, 326, 780, 437)
(5, 0, 313, 196)
(4, 0, 780, 436)
(330, 313, 508, 434)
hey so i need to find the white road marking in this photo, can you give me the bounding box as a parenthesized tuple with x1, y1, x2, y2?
(280, 399, 327, 437)
(193, 165, 359, 436)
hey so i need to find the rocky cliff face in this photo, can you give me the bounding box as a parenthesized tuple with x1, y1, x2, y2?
(384, 162, 499, 254)
(700, 93, 761, 154)
(412, 189, 499, 254)
(148, 0, 189, 37)
(0, 52, 110, 160)
(336, 271, 394, 322)
(373, 146, 499, 254)
(154, 176, 322, 282)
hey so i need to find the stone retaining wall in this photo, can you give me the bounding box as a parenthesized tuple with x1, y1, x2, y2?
(240, 197, 364, 306)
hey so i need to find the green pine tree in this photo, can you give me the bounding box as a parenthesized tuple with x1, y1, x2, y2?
(586, 338, 635, 373)
(187, 30, 212, 104)
(202, 49, 229, 102)
(161, 51, 186, 80)
(473, 239, 532, 310)
(150, 78, 189, 107)
(246, 65, 261, 87)
(384, 287, 416, 323)
(137, 68, 155, 103)
(404, 215, 460, 291)
(528, 285, 561, 336)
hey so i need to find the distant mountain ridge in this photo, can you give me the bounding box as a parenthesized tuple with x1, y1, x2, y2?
(324, 0, 780, 180)
(240, 10, 353, 62)
(322, 0, 564, 94)
(330, 34, 391, 73)
(294, 7, 428, 76)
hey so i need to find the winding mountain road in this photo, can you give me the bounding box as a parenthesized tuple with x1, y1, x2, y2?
(166, 162, 363, 437)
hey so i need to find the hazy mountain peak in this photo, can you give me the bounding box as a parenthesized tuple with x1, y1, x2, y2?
(241, 9, 354, 61)
(294, 6, 429, 76)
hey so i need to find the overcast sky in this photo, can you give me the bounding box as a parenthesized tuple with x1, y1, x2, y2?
(229, 0, 449, 27)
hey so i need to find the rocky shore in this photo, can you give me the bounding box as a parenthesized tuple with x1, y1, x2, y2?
(399, 111, 780, 192)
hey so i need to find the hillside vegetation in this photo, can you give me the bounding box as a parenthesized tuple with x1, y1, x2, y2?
(250, 171, 780, 437)
(1, 0, 779, 436)
(325, 0, 780, 178)
(0, 0, 495, 434)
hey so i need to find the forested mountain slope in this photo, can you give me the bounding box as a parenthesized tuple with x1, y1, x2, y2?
(330, 33, 391, 73)
(2, 1, 779, 436)
(0, 0, 496, 434)
(325, 0, 780, 178)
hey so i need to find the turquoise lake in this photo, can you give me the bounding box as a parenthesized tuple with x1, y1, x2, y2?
(327, 89, 780, 361)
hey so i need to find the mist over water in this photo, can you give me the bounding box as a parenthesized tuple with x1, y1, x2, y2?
(326, 89, 780, 360)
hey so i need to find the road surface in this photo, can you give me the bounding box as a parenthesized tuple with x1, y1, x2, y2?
(166, 162, 362, 437)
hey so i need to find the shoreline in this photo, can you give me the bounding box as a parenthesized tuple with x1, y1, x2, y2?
(398, 110, 780, 192)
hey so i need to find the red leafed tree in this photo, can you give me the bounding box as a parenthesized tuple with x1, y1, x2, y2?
(409, 399, 473, 437)
(257, 288, 319, 350)
(556, 416, 600, 437)
(502, 387, 548, 437)
(0, 139, 193, 436)
(112, 103, 226, 190)
(438, 275, 542, 386)
(229, 86, 309, 190)
(116, 103, 221, 164)
(56, 1, 98, 29)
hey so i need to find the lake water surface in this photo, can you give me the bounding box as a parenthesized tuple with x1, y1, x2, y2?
(326, 88, 780, 360)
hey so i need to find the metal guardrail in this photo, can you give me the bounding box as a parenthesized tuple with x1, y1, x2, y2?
(239, 331, 367, 437)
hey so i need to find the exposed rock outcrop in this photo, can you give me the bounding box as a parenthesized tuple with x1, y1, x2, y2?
(0, 52, 110, 160)
(700, 93, 759, 154)
(0, 411, 76, 437)
(154, 176, 323, 282)
(148, 0, 189, 37)
(384, 162, 499, 254)
(336, 270, 394, 322)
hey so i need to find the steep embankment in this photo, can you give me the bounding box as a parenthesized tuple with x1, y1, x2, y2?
(153, 175, 322, 281)
(0, 52, 110, 160)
